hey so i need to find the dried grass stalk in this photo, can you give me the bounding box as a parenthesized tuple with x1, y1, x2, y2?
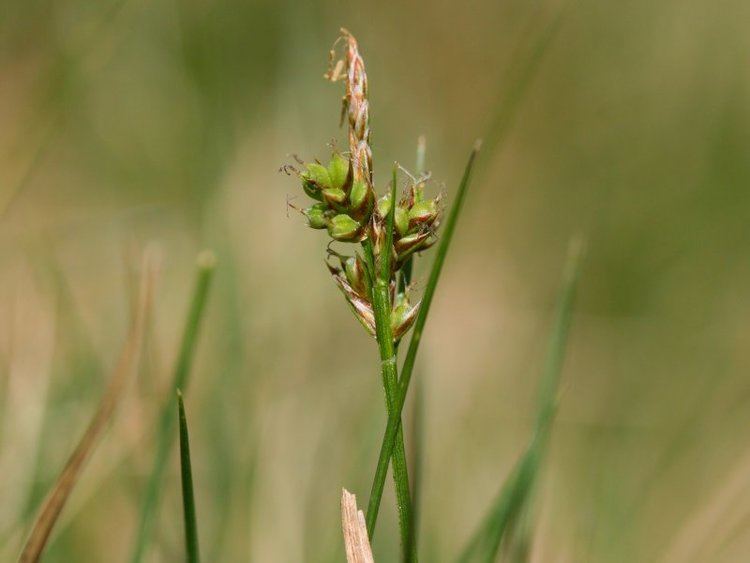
(341, 489, 374, 563)
(18, 250, 156, 563)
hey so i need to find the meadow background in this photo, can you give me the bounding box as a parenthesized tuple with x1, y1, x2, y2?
(2, 0, 750, 560)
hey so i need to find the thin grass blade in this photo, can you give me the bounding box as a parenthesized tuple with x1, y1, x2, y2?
(18, 250, 156, 563)
(365, 141, 481, 537)
(457, 237, 584, 563)
(177, 391, 200, 563)
(130, 251, 216, 563)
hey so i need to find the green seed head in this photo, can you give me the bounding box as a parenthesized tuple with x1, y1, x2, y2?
(349, 180, 374, 220)
(390, 293, 419, 340)
(377, 192, 391, 218)
(344, 254, 369, 297)
(304, 162, 331, 188)
(322, 187, 347, 207)
(350, 180, 367, 208)
(302, 179, 323, 201)
(328, 153, 350, 191)
(328, 214, 362, 241)
(394, 230, 433, 262)
(394, 205, 410, 237)
(407, 199, 438, 229)
(304, 203, 328, 229)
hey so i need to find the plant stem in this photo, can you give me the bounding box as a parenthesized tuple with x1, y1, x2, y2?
(365, 142, 480, 536)
(370, 281, 415, 562)
(363, 164, 416, 562)
(177, 391, 200, 563)
(130, 252, 215, 563)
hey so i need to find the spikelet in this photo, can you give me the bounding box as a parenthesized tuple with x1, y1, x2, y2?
(286, 29, 442, 342)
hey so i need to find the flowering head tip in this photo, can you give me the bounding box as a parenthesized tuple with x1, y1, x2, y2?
(286, 30, 444, 342)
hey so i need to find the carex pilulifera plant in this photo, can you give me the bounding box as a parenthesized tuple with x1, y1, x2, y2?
(284, 29, 445, 561)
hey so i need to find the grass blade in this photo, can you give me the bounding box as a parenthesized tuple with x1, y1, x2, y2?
(365, 141, 481, 540)
(19, 250, 156, 563)
(457, 237, 584, 563)
(177, 391, 200, 563)
(130, 251, 216, 563)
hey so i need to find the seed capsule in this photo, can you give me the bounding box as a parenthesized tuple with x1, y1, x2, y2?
(304, 162, 331, 188)
(349, 180, 374, 220)
(394, 230, 434, 261)
(344, 254, 369, 297)
(302, 179, 323, 201)
(390, 293, 420, 340)
(322, 187, 347, 207)
(377, 192, 392, 218)
(328, 214, 363, 241)
(328, 153, 349, 191)
(328, 261, 376, 336)
(394, 205, 410, 237)
(408, 199, 438, 229)
(304, 203, 328, 229)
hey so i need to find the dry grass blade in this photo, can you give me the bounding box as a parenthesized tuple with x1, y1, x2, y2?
(18, 250, 156, 563)
(341, 489, 375, 563)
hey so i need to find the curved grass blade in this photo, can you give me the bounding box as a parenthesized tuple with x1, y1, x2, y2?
(19, 250, 157, 563)
(365, 141, 481, 538)
(177, 391, 200, 563)
(457, 237, 584, 563)
(130, 251, 216, 563)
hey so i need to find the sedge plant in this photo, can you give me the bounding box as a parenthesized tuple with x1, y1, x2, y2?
(285, 29, 480, 561)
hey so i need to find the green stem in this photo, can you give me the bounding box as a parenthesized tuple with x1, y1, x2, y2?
(362, 165, 416, 562)
(370, 281, 415, 562)
(130, 252, 216, 563)
(365, 143, 480, 536)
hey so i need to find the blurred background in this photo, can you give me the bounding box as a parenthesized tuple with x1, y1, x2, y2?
(2, 0, 750, 560)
